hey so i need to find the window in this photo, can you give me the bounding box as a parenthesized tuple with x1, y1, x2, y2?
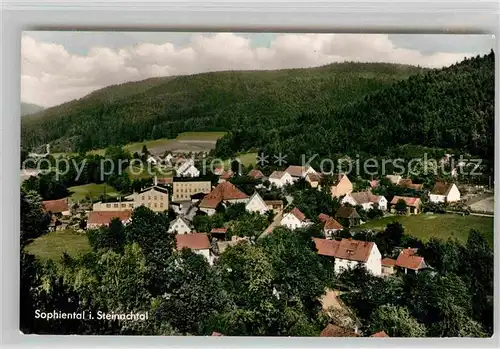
(106, 204, 111, 208)
(154, 196, 157, 200)
(129, 204, 134, 208)
(121, 203, 126, 208)
(142, 195, 145, 200)
(148, 196, 151, 200)
(113, 204, 118, 208)
(154, 203, 158, 208)
(160, 203, 163, 208)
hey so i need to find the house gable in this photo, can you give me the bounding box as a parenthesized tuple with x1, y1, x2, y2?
(245, 192, 269, 214)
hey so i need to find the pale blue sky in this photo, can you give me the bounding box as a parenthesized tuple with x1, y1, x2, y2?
(25, 32, 494, 56)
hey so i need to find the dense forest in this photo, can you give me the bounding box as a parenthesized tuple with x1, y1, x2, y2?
(21, 62, 425, 152)
(215, 51, 495, 162)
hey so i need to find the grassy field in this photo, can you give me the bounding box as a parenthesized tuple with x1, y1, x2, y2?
(355, 213, 494, 246)
(68, 183, 119, 201)
(221, 152, 258, 169)
(176, 131, 226, 141)
(86, 131, 226, 156)
(25, 229, 91, 262)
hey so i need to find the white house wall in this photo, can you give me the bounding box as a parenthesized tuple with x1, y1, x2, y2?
(447, 184, 461, 202)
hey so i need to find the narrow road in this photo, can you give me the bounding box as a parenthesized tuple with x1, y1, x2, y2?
(259, 212, 283, 239)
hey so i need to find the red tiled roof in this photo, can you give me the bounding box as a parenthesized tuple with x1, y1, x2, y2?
(199, 182, 249, 209)
(320, 324, 359, 337)
(211, 228, 227, 234)
(390, 196, 421, 207)
(371, 331, 389, 337)
(248, 169, 265, 179)
(285, 165, 309, 177)
(269, 170, 287, 179)
(42, 198, 69, 213)
(88, 210, 132, 226)
(318, 214, 343, 230)
(350, 191, 381, 205)
(306, 172, 321, 182)
(396, 248, 424, 270)
(289, 207, 306, 221)
(335, 206, 360, 219)
(399, 179, 423, 191)
(381, 258, 397, 266)
(156, 177, 173, 184)
(176, 233, 210, 250)
(431, 182, 454, 195)
(313, 238, 374, 262)
(220, 170, 234, 180)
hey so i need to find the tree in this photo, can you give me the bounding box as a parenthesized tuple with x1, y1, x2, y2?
(368, 305, 426, 337)
(461, 230, 493, 334)
(154, 249, 228, 335)
(395, 199, 407, 215)
(21, 190, 50, 247)
(87, 218, 126, 252)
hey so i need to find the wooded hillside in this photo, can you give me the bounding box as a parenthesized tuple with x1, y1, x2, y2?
(21, 62, 425, 152)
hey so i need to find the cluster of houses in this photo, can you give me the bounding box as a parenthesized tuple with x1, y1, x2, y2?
(313, 237, 430, 277)
(40, 162, 461, 273)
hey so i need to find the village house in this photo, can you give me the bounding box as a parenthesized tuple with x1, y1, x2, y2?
(146, 155, 161, 165)
(305, 172, 322, 189)
(92, 199, 136, 212)
(156, 177, 173, 186)
(281, 207, 311, 230)
(175, 233, 213, 265)
(210, 228, 228, 240)
(247, 169, 266, 180)
(386, 175, 402, 185)
(265, 200, 284, 213)
(124, 186, 170, 212)
(381, 248, 429, 275)
(390, 196, 422, 214)
(381, 257, 397, 277)
(313, 238, 382, 276)
(285, 165, 317, 180)
(198, 181, 249, 216)
(42, 198, 71, 216)
(371, 331, 390, 337)
(429, 182, 461, 203)
(168, 216, 192, 234)
(335, 206, 362, 227)
(245, 192, 269, 215)
(398, 178, 424, 191)
(342, 191, 388, 211)
(190, 192, 207, 204)
(318, 213, 344, 239)
(218, 170, 234, 183)
(172, 179, 212, 201)
(330, 174, 353, 198)
(175, 158, 200, 177)
(87, 210, 132, 229)
(268, 170, 294, 188)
